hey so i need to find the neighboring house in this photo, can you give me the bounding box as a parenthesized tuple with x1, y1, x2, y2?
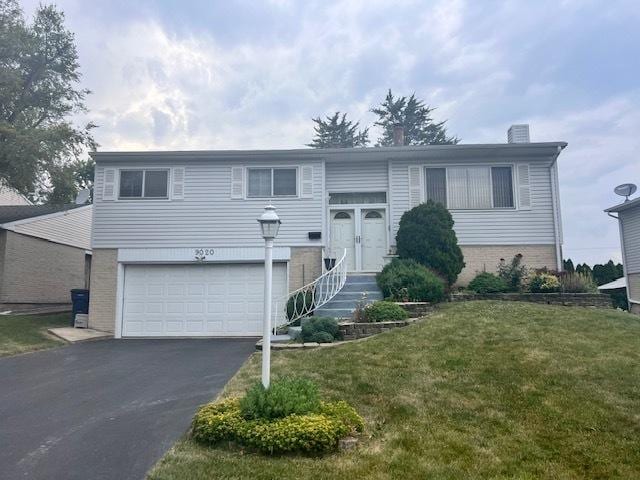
(0, 183, 32, 206)
(0, 204, 92, 305)
(88, 125, 566, 337)
(605, 195, 640, 314)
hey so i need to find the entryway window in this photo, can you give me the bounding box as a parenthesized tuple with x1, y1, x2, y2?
(334, 211, 351, 219)
(247, 168, 297, 197)
(364, 211, 382, 219)
(329, 192, 387, 204)
(119, 169, 169, 199)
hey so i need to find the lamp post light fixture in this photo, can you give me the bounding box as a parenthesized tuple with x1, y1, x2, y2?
(257, 205, 281, 388)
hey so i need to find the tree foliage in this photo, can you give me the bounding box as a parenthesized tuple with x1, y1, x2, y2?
(371, 90, 459, 146)
(307, 112, 369, 148)
(0, 0, 96, 200)
(567, 259, 623, 286)
(396, 200, 465, 285)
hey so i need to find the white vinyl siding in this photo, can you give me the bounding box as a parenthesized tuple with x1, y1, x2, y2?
(93, 160, 323, 248)
(390, 159, 557, 246)
(325, 160, 388, 191)
(620, 207, 640, 274)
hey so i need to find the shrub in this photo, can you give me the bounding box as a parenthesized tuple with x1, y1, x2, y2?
(468, 272, 509, 294)
(560, 271, 597, 293)
(240, 377, 320, 420)
(529, 272, 560, 293)
(301, 317, 341, 342)
(192, 398, 364, 454)
(377, 258, 446, 303)
(498, 254, 528, 291)
(361, 301, 408, 322)
(396, 200, 465, 285)
(309, 331, 334, 343)
(286, 288, 315, 321)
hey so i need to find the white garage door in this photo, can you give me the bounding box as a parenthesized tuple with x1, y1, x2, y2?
(122, 263, 287, 337)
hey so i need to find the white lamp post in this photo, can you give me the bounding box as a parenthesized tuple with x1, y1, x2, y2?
(257, 205, 281, 388)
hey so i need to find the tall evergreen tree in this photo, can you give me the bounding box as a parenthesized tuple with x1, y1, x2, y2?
(371, 90, 459, 146)
(308, 112, 369, 148)
(0, 0, 96, 199)
(563, 258, 575, 273)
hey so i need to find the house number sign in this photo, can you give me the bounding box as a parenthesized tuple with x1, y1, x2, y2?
(194, 248, 215, 261)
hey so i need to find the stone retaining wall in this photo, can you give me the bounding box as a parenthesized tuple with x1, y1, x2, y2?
(394, 302, 434, 317)
(450, 292, 612, 308)
(339, 319, 417, 340)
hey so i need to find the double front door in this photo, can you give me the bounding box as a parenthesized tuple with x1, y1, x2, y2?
(330, 208, 387, 272)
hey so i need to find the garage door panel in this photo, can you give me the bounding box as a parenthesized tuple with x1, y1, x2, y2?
(122, 263, 287, 337)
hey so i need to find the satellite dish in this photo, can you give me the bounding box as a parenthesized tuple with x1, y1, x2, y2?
(614, 183, 637, 202)
(74, 188, 90, 205)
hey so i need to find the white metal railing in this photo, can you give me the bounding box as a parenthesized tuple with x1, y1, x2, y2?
(272, 249, 348, 332)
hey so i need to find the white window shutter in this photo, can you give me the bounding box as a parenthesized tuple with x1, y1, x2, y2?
(408, 166, 423, 208)
(231, 167, 244, 199)
(300, 165, 313, 198)
(517, 163, 531, 210)
(172, 167, 185, 200)
(102, 168, 117, 201)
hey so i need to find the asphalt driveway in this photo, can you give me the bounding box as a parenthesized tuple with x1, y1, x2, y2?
(0, 338, 256, 480)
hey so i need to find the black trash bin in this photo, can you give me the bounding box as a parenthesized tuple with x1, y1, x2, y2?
(70, 289, 90, 326)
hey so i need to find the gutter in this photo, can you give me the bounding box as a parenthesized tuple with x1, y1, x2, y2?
(549, 145, 565, 271)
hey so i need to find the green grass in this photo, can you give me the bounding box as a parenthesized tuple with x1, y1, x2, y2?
(0, 312, 69, 357)
(149, 302, 640, 480)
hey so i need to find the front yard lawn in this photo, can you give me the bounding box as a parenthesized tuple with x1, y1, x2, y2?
(0, 312, 69, 357)
(149, 301, 640, 479)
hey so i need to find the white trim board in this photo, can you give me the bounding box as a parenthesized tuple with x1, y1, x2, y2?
(117, 246, 291, 263)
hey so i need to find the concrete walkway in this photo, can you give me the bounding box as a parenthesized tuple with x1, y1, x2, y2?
(48, 327, 112, 343)
(0, 338, 256, 480)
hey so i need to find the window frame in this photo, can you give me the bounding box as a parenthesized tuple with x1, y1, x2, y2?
(246, 166, 299, 198)
(423, 164, 517, 211)
(117, 168, 170, 200)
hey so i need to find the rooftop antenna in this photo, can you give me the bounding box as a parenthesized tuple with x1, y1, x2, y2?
(74, 188, 90, 205)
(614, 183, 637, 202)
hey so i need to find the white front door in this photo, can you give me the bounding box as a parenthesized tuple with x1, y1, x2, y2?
(330, 207, 387, 271)
(330, 210, 356, 270)
(361, 209, 387, 271)
(121, 263, 287, 337)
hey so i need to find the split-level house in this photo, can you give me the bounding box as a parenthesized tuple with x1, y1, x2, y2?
(88, 125, 566, 337)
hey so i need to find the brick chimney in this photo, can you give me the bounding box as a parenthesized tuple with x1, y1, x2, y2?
(393, 125, 405, 146)
(507, 124, 530, 143)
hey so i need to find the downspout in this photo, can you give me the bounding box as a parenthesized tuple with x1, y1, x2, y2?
(607, 211, 632, 310)
(550, 146, 564, 271)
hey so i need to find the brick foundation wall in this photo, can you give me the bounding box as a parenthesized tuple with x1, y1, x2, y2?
(289, 247, 322, 291)
(450, 292, 612, 308)
(0, 231, 86, 303)
(88, 249, 118, 333)
(457, 244, 558, 286)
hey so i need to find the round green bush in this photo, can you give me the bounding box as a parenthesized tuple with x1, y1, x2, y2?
(309, 331, 334, 343)
(240, 377, 320, 420)
(468, 272, 509, 294)
(192, 398, 364, 455)
(529, 273, 560, 293)
(362, 301, 408, 322)
(286, 289, 315, 320)
(376, 258, 446, 303)
(301, 317, 340, 342)
(396, 200, 465, 285)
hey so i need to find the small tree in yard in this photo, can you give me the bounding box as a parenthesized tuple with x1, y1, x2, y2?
(396, 200, 464, 285)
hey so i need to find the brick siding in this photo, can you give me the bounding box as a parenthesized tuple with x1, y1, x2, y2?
(88, 249, 118, 332)
(289, 247, 322, 291)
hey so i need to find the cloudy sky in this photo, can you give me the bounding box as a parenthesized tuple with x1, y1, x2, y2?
(21, 0, 640, 265)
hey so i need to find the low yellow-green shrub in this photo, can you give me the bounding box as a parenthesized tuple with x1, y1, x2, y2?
(191, 398, 363, 454)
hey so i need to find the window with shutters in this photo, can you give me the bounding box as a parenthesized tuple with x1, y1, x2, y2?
(247, 168, 297, 197)
(119, 169, 169, 199)
(423, 166, 515, 210)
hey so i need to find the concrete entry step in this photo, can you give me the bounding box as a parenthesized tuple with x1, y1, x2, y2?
(48, 327, 113, 343)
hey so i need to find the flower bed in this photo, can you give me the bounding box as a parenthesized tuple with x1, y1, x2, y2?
(450, 292, 612, 308)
